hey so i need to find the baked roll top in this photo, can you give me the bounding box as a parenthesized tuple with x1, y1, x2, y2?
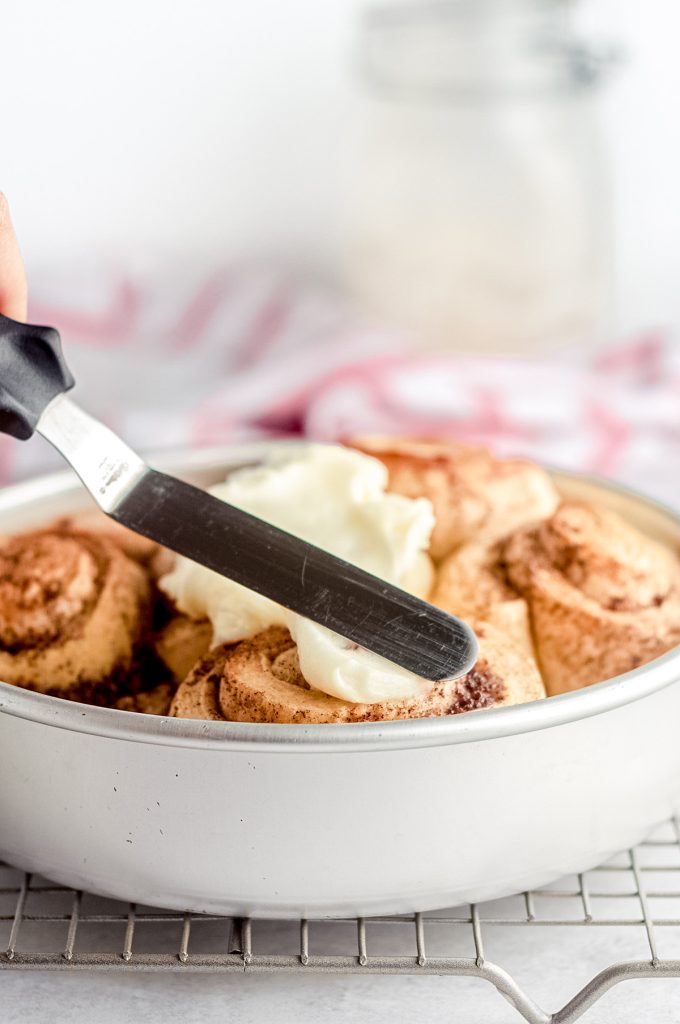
(170, 622, 545, 725)
(504, 501, 680, 694)
(0, 527, 151, 703)
(432, 539, 536, 663)
(350, 436, 559, 560)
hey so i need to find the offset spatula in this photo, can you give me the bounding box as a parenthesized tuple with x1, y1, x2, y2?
(0, 313, 478, 682)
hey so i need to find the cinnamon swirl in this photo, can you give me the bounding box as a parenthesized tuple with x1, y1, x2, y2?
(170, 622, 545, 725)
(504, 500, 680, 694)
(0, 526, 151, 704)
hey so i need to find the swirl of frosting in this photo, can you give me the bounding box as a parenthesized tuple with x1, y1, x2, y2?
(349, 436, 559, 560)
(170, 623, 545, 725)
(0, 528, 151, 703)
(504, 501, 680, 694)
(160, 445, 437, 704)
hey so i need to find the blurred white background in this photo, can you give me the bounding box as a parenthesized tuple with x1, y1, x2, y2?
(2, 0, 679, 336)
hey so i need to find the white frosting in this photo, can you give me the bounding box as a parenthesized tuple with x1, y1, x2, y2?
(160, 445, 436, 703)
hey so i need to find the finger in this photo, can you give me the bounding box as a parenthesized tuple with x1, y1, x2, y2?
(0, 193, 28, 322)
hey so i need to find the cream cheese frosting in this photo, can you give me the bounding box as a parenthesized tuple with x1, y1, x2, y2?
(160, 444, 436, 703)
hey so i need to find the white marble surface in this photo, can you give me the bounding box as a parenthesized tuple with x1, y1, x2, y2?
(3, 911, 680, 1023)
(3, 961, 680, 1024)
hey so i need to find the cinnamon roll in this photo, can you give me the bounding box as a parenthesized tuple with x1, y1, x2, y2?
(153, 614, 213, 684)
(0, 527, 151, 704)
(349, 436, 559, 560)
(504, 500, 680, 694)
(116, 682, 176, 716)
(432, 539, 535, 662)
(170, 622, 545, 725)
(53, 509, 160, 569)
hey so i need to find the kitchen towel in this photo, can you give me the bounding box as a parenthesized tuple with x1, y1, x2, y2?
(10, 265, 679, 506)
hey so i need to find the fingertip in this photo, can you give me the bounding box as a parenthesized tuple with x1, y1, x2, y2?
(0, 192, 27, 322)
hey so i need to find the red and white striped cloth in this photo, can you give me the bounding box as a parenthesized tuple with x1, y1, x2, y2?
(9, 265, 680, 508)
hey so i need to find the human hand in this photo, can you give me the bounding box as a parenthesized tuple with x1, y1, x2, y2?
(0, 194, 27, 321)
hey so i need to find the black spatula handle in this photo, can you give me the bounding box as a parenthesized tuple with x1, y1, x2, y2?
(0, 314, 75, 440)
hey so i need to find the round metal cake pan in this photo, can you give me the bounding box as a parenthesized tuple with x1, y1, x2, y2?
(0, 444, 679, 918)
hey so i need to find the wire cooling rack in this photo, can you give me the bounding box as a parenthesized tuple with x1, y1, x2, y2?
(2, 819, 680, 1024)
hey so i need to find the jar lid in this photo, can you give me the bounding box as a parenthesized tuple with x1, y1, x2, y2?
(360, 0, 620, 101)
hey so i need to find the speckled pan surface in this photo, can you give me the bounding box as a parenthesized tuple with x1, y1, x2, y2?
(0, 444, 679, 917)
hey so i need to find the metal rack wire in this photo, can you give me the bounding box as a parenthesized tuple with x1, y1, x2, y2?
(3, 817, 680, 1023)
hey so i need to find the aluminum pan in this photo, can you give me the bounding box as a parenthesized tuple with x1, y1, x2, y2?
(0, 442, 679, 753)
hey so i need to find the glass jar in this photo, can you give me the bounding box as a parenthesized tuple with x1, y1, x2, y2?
(342, 0, 616, 354)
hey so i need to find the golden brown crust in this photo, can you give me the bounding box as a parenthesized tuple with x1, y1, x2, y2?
(504, 501, 680, 694)
(169, 647, 229, 720)
(348, 436, 559, 560)
(148, 546, 176, 581)
(432, 539, 536, 663)
(116, 682, 176, 716)
(0, 527, 151, 701)
(170, 623, 545, 724)
(153, 614, 213, 684)
(52, 510, 161, 567)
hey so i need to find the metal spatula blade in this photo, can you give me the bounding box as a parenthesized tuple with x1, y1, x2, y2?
(0, 313, 478, 682)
